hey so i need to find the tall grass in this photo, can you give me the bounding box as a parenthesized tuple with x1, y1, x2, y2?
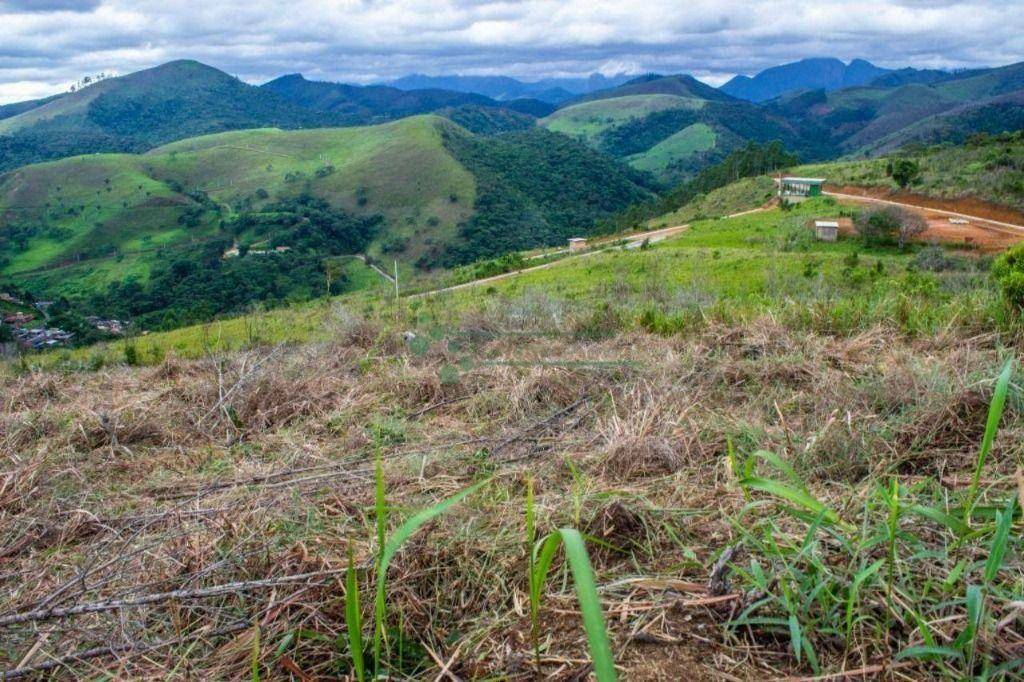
(344, 547, 365, 682)
(371, 478, 489, 674)
(963, 359, 1014, 524)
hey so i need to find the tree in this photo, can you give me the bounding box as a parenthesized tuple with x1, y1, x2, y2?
(854, 207, 926, 249)
(0, 323, 12, 343)
(891, 159, 921, 189)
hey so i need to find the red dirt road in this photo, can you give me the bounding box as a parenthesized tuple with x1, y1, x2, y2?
(825, 186, 1024, 252)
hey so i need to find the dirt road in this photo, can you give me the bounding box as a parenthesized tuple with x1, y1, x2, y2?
(412, 206, 768, 299)
(825, 190, 1024, 251)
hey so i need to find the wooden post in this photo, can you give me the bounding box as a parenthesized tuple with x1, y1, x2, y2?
(394, 260, 399, 300)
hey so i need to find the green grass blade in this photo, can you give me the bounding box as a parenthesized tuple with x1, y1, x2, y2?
(373, 478, 489, 675)
(908, 504, 969, 537)
(374, 433, 386, 563)
(530, 532, 563, 624)
(752, 450, 806, 491)
(555, 529, 617, 682)
(345, 548, 365, 682)
(740, 476, 839, 526)
(984, 498, 1015, 584)
(788, 614, 802, 663)
(845, 558, 885, 635)
(896, 645, 962, 661)
(964, 360, 1013, 523)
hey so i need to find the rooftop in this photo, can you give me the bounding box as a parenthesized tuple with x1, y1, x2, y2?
(781, 177, 826, 184)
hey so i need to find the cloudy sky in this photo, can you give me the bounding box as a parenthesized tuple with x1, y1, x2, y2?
(1, 0, 1022, 103)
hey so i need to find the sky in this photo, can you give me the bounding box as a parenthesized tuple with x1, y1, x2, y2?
(1, 0, 1023, 104)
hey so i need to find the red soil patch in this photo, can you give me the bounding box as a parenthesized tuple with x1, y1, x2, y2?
(827, 185, 1024, 252)
(827, 184, 1024, 226)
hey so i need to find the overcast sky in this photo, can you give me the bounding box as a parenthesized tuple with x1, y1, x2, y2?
(1, 0, 1022, 104)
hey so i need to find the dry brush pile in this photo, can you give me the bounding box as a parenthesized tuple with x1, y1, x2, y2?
(1, 304, 1022, 680)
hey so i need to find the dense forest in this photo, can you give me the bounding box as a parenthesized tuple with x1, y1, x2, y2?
(24, 196, 384, 333)
(434, 127, 655, 266)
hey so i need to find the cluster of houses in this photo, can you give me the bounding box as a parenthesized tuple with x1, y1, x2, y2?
(223, 244, 292, 259)
(85, 316, 129, 336)
(2, 291, 129, 352)
(12, 327, 74, 350)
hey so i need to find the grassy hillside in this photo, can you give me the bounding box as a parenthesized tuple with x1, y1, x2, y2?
(0, 61, 337, 172)
(541, 77, 818, 183)
(793, 131, 1024, 211)
(0, 115, 650, 329)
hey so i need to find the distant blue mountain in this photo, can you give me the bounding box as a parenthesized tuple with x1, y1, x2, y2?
(385, 73, 634, 104)
(721, 58, 891, 102)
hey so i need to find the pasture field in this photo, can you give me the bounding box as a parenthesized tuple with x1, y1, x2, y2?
(540, 94, 706, 142)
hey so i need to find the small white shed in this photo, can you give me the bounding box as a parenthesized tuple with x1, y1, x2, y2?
(814, 220, 839, 242)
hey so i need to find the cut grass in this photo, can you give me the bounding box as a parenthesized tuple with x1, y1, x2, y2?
(1, 281, 1020, 678)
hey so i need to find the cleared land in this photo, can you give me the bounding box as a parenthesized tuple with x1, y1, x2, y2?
(2, 191, 1021, 679)
(541, 94, 706, 143)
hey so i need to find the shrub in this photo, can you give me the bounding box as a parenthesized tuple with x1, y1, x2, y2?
(890, 158, 921, 189)
(855, 207, 926, 249)
(992, 243, 1024, 308)
(913, 245, 967, 272)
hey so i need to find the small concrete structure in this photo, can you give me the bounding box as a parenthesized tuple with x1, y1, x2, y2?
(779, 176, 825, 203)
(568, 238, 588, 252)
(814, 220, 839, 242)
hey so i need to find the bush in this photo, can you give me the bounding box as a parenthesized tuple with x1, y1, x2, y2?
(992, 243, 1024, 308)
(854, 207, 926, 249)
(912, 245, 967, 272)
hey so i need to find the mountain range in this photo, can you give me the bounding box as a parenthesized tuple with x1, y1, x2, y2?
(721, 58, 893, 102)
(0, 61, 551, 173)
(385, 73, 634, 104)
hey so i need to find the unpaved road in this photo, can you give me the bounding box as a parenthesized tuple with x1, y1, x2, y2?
(412, 206, 767, 299)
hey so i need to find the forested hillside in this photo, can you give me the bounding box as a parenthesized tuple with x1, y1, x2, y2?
(0, 61, 548, 173)
(0, 116, 649, 328)
(541, 75, 821, 182)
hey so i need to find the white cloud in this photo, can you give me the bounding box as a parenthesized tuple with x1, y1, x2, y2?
(0, 0, 1021, 103)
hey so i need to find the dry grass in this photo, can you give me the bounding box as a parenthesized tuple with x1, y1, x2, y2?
(0, 307, 1021, 680)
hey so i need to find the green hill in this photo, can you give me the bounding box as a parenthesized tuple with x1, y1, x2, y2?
(770, 61, 1024, 155)
(793, 130, 1024, 212)
(0, 61, 337, 172)
(0, 115, 651, 328)
(0, 61, 549, 174)
(541, 76, 817, 183)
